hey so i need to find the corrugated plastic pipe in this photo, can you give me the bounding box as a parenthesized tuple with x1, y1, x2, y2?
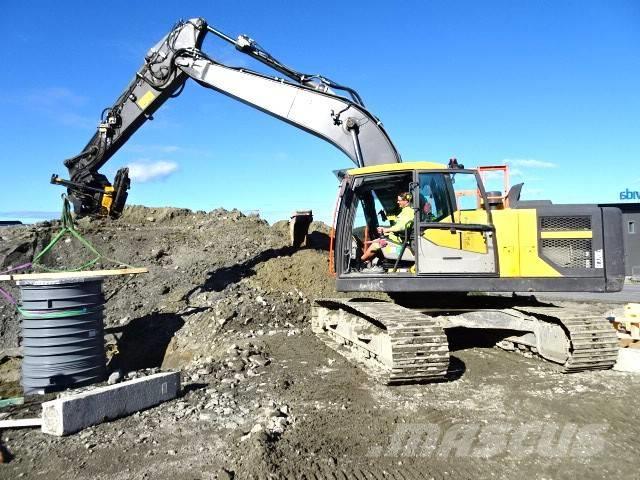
(18, 278, 106, 395)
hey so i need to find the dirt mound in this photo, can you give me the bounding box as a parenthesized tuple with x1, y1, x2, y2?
(0, 205, 341, 368)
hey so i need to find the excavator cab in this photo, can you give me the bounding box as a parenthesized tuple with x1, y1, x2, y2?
(332, 161, 624, 294)
(333, 162, 498, 278)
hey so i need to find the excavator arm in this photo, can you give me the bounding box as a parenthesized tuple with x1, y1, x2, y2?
(52, 18, 401, 217)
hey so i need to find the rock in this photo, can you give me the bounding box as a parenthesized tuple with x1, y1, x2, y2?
(218, 468, 235, 480)
(248, 354, 270, 367)
(250, 423, 264, 434)
(227, 359, 244, 372)
(167, 449, 177, 456)
(268, 416, 288, 435)
(496, 340, 515, 351)
(263, 407, 280, 418)
(107, 370, 123, 385)
(223, 311, 237, 322)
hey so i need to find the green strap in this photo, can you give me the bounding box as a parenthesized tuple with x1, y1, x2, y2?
(32, 196, 135, 272)
(17, 306, 102, 319)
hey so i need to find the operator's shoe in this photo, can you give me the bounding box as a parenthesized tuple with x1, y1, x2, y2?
(361, 265, 384, 274)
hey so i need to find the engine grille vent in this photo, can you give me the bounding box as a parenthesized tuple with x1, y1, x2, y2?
(540, 216, 591, 231)
(541, 238, 593, 269)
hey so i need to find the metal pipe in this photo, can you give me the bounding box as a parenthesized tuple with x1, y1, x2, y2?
(347, 119, 364, 168)
(205, 25, 238, 46)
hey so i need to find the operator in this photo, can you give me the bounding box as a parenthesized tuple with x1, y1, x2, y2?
(361, 192, 414, 268)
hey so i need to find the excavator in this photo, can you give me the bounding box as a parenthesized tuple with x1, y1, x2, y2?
(51, 18, 625, 384)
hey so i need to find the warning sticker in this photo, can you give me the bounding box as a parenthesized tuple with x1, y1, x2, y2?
(136, 90, 156, 110)
(594, 249, 604, 269)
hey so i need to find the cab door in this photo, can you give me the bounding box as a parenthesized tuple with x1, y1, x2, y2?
(415, 170, 498, 275)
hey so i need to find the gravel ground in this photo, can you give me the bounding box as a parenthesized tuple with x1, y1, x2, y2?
(0, 206, 638, 479)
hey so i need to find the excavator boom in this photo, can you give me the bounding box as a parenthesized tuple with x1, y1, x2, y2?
(52, 18, 401, 217)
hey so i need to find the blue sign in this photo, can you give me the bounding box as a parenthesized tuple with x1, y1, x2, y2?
(620, 188, 640, 200)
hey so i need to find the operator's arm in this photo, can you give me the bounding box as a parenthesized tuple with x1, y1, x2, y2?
(381, 207, 413, 234)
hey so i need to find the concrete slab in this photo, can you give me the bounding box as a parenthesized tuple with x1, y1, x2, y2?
(613, 348, 640, 373)
(41, 372, 180, 436)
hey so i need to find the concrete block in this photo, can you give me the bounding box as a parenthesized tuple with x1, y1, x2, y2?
(41, 372, 180, 436)
(613, 348, 640, 373)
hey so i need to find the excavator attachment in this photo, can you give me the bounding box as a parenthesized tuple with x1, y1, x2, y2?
(50, 167, 130, 219)
(290, 210, 313, 248)
(110, 168, 130, 218)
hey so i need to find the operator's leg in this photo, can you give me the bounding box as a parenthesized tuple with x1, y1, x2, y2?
(361, 240, 382, 263)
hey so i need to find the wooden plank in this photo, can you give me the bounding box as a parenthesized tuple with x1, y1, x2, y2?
(0, 267, 148, 282)
(0, 418, 42, 429)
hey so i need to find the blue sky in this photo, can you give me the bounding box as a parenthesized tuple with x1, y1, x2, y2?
(0, 1, 638, 224)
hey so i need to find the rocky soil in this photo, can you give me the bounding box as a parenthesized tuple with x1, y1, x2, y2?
(0, 206, 638, 479)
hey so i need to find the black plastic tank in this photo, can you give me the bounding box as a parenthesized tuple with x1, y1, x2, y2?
(18, 278, 107, 395)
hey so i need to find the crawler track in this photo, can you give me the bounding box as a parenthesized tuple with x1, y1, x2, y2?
(514, 306, 619, 372)
(312, 299, 449, 384)
(313, 297, 619, 384)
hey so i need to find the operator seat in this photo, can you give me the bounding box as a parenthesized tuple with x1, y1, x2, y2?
(379, 221, 415, 267)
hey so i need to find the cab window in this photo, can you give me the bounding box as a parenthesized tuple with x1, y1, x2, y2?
(419, 171, 486, 223)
